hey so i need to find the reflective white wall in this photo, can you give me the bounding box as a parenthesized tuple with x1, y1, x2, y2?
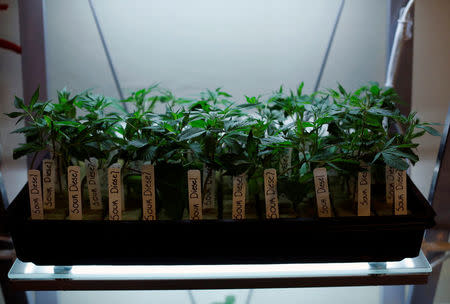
(0, 0, 27, 202)
(45, 0, 387, 101)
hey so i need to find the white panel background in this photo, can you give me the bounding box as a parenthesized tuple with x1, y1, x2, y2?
(45, 0, 387, 101)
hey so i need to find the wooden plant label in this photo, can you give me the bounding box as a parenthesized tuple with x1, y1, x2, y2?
(232, 174, 247, 220)
(202, 165, 215, 209)
(279, 148, 292, 176)
(394, 169, 407, 215)
(86, 159, 102, 210)
(42, 159, 55, 209)
(264, 169, 279, 219)
(108, 164, 122, 220)
(85, 158, 103, 210)
(141, 164, 156, 220)
(67, 166, 82, 220)
(357, 166, 371, 216)
(28, 170, 44, 220)
(385, 166, 396, 205)
(313, 167, 332, 217)
(188, 170, 202, 220)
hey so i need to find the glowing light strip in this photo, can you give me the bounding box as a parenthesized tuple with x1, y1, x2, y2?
(21, 259, 421, 280)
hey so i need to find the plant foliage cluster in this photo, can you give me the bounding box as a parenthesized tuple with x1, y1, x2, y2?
(6, 83, 439, 218)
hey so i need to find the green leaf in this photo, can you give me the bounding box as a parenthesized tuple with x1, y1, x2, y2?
(189, 120, 206, 128)
(218, 91, 232, 98)
(300, 121, 314, 128)
(179, 128, 206, 141)
(367, 108, 395, 117)
(416, 125, 440, 136)
(13, 143, 42, 160)
(14, 96, 24, 110)
(297, 82, 304, 97)
(237, 103, 261, 109)
(372, 152, 382, 164)
(315, 117, 334, 125)
(142, 145, 157, 161)
(30, 87, 40, 106)
(54, 120, 80, 127)
(381, 152, 409, 170)
(337, 83, 347, 96)
(382, 87, 395, 96)
(43, 115, 52, 127)
(261, 136, 288, 145)
(411, 130, 426, 139)
(4, 111, 23, 118)
(383, 136, 397, 148)
(396, 143, 419, 149)
(246, 130, 258, 158)
(129, 139, 147, 149)
(11, 126, 37, 134)
(369, 85, 380, 96)
(385, 148, 419, 162)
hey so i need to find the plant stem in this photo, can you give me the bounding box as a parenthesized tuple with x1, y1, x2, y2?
(356, 111, 367, 159)
(126, 167, 142, 175)
(57, 154, 63, 193)
(30, 151, 38, 169)
(279, 160, 304, 177)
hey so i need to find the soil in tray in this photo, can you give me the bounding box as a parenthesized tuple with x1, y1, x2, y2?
(43, 208, 67, 220)
(328, 182, 412, 217)
(202, 208, 218, 220)
(102, 209, 141, 221)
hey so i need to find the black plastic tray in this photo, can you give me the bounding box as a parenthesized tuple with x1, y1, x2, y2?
(7, 176, 435, 265)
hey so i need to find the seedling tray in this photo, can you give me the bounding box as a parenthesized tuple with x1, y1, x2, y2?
(7, 176, 435, 266)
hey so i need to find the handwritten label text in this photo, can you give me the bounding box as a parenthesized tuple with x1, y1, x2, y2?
(313, 168, 332, 217)
(28, 170, 44, 219)
(68, 166, 82, 220)
(188, 170, 202, 220)
(264, 169, 279, 219)
(42, 159, 55, 209)
(394, 169, 407, 215)
(232, 174, 246, 219)
(86, 159, 102, 209)
(357, 166, 371, 216)
(108, 165, 122, 220)
(142, 164, 156, 220)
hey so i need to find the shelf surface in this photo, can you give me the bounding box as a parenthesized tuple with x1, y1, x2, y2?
(8, 252, 432, 290)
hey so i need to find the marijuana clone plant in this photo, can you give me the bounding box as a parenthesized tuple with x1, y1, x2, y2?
(6, 82, 439, 220)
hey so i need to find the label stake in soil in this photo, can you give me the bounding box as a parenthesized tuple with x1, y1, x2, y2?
(279, 148, 293, 176)
(385, 166, 396, 205)
(141, 164, 156, 220)
(42, 159, 55, 209)
(394, 169, 407, 215)
(28, 170, 44, 220)
(313, 167, 332, 217)
(108, 164, 122, 220)
(232, 174, 246, 220)
(264, 169, 279, 219)
(67, 166, 82, 220)
(357, 165, 371, 216)
(86, 158, 102, 210)
(202, 165, 215, 209)
(188, 170, 202, 220)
